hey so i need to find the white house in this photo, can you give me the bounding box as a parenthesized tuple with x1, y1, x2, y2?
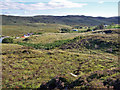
(73, 29, 78, 31)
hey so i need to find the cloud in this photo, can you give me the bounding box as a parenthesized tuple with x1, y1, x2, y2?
(0, 0, 87, 10)
(98, 1, 104, 4)
(48, 0, 87, 8)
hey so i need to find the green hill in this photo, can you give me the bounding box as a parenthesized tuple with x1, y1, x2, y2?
(2, 15, 118, 26)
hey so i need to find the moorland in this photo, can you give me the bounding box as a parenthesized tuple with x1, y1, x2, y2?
(1, 15, 120, 89)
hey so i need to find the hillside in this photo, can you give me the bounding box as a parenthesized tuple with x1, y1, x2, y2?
(2, 15, 118, 26)
(1, 14, 120, 89)
(2, 24, 72, 36)
(2, 29, 120, 89)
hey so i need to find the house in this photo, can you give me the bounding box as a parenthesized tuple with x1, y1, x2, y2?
(24, 35, 29, 37)
(15, 37, 20, 39)
(73, 29, 78, 31)
(21, 35, 29, 38)
(104, 25, 108, 27)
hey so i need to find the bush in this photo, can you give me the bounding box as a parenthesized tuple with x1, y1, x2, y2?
(37, 32, 42, 35)
(2, 38, 14, 43)
(87, 29, 91, 32)
(60, 28, 70, 33)
(17, 39, 74, 50)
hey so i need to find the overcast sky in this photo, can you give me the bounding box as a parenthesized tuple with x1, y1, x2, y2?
(0, 0, 119, 17)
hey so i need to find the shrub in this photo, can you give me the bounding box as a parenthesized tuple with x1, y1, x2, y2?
(2, 38, 13, 43)
(60, 28, 70, 33)
(87, 29, 91, 32)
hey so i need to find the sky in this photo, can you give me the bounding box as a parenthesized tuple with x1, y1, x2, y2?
(0, 0, 119, 17)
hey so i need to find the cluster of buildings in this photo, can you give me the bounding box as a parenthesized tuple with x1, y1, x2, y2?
(21, 33, 34, 38)
(15, 33, 34, 39)
(0, 33, 34, 43)
(0, 32, 34, 42)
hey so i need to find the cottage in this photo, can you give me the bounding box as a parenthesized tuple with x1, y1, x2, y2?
(24, 35, 29, 38)
(73, 29, 78, 31)
(15, 37, 20, 39)
(22, 35, 29, 38)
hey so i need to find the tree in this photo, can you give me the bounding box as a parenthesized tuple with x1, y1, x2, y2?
(2, 38, 13, 43)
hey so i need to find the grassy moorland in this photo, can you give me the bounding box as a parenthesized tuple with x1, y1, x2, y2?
(1, 14, 120, 89)
(2, 28, 120, 89)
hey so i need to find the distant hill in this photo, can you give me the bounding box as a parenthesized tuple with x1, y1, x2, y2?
(2, 15, 118, 26)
